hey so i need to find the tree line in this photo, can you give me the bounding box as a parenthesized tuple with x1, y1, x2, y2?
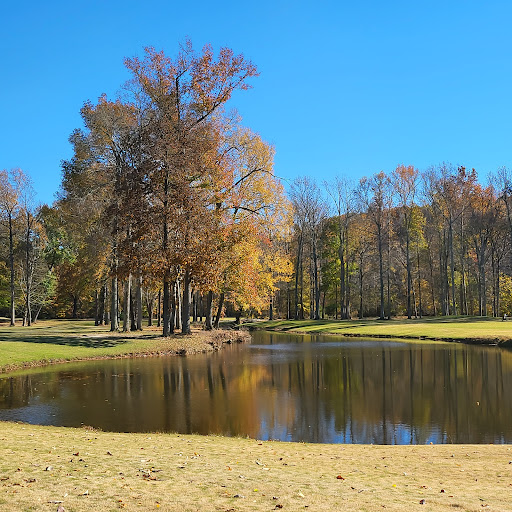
(286, 165, 512, 321)
(2, 43, 512, 329)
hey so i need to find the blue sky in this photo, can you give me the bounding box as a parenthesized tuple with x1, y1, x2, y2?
(2, 0, 512, 204)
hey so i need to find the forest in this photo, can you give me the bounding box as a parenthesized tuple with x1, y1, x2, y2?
(2, 44, 512, 334)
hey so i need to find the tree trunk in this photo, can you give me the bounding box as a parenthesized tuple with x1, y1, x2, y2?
(359, 255, 364, 319)
(110, 276, 118, 331)
(294, 232, 303, 320)
(94, 289, 100, 325)
(136, 275, 143, 330)
(163, 277, 170, 336)
(157, 289, 161, 328)
(192, 291, 198, 322)
(175, 280, 182, 330)
(312, 233, 320, 320)
(214, 292, 225, 328)
(8, 214, 15, 326)
(406, 229, 412, 319)
(378, 224, 385, 320)
(98, 284, 106, 326)
(72, 295, 79, 319)
(205, 291, 213, 330)
(25, 212, 31, 326)
(449, 218, 457, 315)
(123, 275, 132, 332)
(181, 270, 191, 335)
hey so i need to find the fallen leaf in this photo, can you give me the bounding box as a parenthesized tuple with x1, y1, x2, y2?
(336, 475, 345, 480)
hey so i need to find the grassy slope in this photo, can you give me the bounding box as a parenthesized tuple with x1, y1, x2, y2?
(0, 422, 511, 512)
(248, 317, 512, 344)
(0, 319, 245, 374)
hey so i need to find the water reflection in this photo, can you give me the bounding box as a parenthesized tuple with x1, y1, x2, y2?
(0, 332, 511, 444)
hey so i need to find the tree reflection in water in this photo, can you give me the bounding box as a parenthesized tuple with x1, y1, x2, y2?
(0, 332, 511, 444)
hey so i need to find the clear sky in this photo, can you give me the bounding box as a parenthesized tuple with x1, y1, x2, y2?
(2, 0, 512, 204)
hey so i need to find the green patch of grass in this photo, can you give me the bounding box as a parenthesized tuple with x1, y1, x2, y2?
(247, 316, 512, 344)
(0, 319, 246, 374)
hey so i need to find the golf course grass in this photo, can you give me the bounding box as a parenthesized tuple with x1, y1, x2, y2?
(0, 422, 511, 512)
(0, 319, 249, 374)
(248, 316, 512, 345)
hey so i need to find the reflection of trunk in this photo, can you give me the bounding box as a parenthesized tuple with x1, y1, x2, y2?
(214, 292, 224, 328)
(181, 270, 191, 334)
(205, 291, 213, 330)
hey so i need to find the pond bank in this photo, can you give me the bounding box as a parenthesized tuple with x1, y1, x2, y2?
(0, 320, 250, 375)
(247, 318, 512, 347)
(0, 421, 510, 512)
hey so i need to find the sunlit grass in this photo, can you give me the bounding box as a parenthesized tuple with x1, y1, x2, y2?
(0, 422, 510, 512)
(248, 316, 512, 344)
(0, 319, 246, 374)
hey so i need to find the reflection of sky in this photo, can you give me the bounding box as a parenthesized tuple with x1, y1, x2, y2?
(0, 403, 60, 426)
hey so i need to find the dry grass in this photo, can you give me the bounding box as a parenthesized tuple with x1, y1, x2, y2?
(0, 422, 510, 512)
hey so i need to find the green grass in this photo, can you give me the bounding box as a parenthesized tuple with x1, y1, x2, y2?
(247, 316, 512, 344)
(0, 319, 244, 374)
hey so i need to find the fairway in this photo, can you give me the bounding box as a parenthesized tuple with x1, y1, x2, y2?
(250, 317, 512, 345)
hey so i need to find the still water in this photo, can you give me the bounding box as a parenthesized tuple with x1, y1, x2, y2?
(0, 331, 511, 444)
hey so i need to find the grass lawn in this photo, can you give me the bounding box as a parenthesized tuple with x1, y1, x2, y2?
(1, 318, 512, 511)
(248, 317, 512, 345)
(0, 422, 511, 512)
(0, 319, 248, 374)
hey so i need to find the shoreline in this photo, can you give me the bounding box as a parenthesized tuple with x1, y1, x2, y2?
(0, 325, 250, 376)
(247, 318, 512, 347)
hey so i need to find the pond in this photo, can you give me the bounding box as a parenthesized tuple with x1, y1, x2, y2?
(0, 331, 511, 444)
